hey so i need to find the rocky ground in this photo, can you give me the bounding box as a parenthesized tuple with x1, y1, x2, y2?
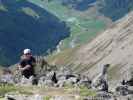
(1, 64, 133, 100)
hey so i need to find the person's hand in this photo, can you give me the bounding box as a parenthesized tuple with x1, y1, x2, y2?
(19, 67, 25, 71)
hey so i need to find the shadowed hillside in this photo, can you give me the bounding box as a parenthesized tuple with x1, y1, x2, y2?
(99, 0, 133, 21)
(0, 0, 70, 65)
(58, 0, 96, 11)
(51, 0, 133, 21)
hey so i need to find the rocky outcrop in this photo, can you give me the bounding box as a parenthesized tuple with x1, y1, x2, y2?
(1, 64, 133, 100)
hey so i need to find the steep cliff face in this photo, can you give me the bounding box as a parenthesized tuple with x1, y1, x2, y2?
(74, 11, 133, 84)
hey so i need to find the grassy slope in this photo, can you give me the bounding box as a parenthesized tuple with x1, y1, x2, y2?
(28, 0, 107, 50)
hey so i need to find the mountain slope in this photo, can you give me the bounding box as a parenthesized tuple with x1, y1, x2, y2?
(48, 11, 133, 86)
(51, 0, 133, 21)
(99, 0, 133, 21)
(0, 0, 132, 66)
(0, 0, 70, 65)
(29, 0, 133, 52)
(29, 0, 110, 50)
(75, 11, 133, 75)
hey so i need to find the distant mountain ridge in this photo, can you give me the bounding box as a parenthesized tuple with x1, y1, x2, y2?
(99, 0, 133, 21)
(52, 0, 133, 21)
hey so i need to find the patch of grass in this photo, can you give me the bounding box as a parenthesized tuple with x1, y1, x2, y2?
(63, 85, 97, 98)
(47, 46, 79, 66)
(0, 4, 8, 12)
(21, 7, 40, 19)
(64, 83, 75, 89)
(0, 98, 5, 100)
(18, 89, 33, 95)
(43, 96, 51, 100)
(0, 84, 34, 97)
(79, 86, 96, 97)
(0, 84, 17, 97)
(58, 18, 105, 49)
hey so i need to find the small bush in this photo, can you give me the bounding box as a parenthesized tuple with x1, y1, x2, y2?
(44, 96, 51, 100)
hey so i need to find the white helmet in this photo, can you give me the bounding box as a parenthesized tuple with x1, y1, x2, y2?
(23, 48, 31, 54)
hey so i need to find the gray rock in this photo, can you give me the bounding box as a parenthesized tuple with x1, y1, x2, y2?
(38, 76, 46, 86)
(46, 71, 55, 80)
(32, 94, 43, 100)
(67, 77, 77, 84)
(57, 75, 66, 81)
(44, 79, 54, 87)
(19, 76, 33, 86)
(0, 74, 14, 84)
(115, 84, 133, 96)
(13, 70, 22, 83)
(5, 94, 43, 100)
(38, 77, 54, 87)
(5, 94, 16, 100)
(95, 91, 112, 100)
(92, 64, 110, 92)
(78, 75, 91, 89)
(56, 80, 66, 87)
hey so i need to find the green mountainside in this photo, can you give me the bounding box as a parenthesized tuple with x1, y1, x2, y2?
(0, 0, 70, 66)
(29, 0, 109, 51)
(40, 0, 133, 21)
(29, 0, 133, 52)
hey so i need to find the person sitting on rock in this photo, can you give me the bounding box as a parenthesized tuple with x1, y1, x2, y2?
(18, 49, 36, 79)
